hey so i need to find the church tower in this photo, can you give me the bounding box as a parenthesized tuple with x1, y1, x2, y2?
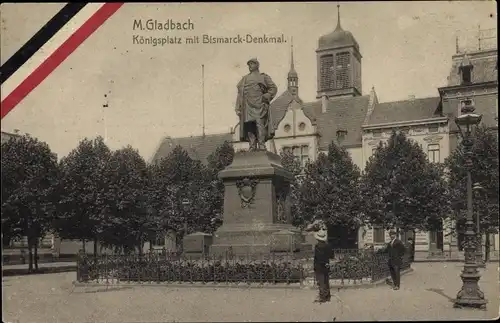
(316, 5, 362, 99)
(287, 38, 299, 97)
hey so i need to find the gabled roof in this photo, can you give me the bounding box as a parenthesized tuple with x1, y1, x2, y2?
(270, 90, 303, 130)
(304, 95, 371, 149)
(365, 97, 442, 126)
(151, 133, 233, 165)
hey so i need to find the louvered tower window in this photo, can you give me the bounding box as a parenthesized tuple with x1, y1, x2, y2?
(320, 55, 334, 91)
(335, 52, 350, 89)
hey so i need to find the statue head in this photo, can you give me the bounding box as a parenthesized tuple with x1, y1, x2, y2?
(247, 58, 259, 72)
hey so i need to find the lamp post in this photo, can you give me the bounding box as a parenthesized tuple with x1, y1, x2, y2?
(472, 182, 486, 268)
(180, 198, 191, 254)
(181, 198, 190, 235)
(453, 98, 487, 309)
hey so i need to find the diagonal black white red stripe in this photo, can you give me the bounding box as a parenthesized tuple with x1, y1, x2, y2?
(0, 3, 88, 85)
(0, 3, 123, 119)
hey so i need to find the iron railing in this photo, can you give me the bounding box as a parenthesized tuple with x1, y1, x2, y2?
(76, 248, 411, 286)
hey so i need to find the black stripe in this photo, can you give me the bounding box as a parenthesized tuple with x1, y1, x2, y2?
(0, 3, 88, 85)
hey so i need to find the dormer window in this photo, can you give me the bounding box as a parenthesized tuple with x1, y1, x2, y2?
(458, 54, 473, 85)
(461, 68, 472, 84)
(336, 129, 348, 141)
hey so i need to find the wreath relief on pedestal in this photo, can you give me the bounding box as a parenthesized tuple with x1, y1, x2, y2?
(236, 177, 258, 208)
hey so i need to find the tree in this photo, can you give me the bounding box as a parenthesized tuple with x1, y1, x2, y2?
(1, 135, 59, 271)
(280, 149, 305, 228)
(100, 146, 149, 254)
(360, 130, 449, 233)
(445, 125, 499, 258)
(55, 137, 111, 254)
(298, 142, 363, 229)
(203, 141, 235, 232)
(148, 146, 205, 242)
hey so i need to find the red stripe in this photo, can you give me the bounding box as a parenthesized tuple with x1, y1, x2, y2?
(0, 3, 124, 119)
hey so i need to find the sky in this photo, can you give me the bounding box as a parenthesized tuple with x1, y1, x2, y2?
(0, 2, 497, 161)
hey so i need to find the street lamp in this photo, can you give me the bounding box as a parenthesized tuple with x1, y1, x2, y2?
(472, 182, 486, 268)
(181, 198, 191, 235)
(453, 98, 487, 309)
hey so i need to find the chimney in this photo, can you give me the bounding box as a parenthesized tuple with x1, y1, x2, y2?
(321, 93, 329, 113)
(408, 95, 415, 101)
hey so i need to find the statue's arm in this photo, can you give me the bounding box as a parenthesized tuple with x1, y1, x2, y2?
(263, 74, 278, 101)
(235, 78, 243, 115)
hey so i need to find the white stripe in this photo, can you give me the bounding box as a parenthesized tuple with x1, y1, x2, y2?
(1, 3, 106, 101)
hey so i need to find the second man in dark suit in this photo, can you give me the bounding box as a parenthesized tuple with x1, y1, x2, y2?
(383, 230, 406, 290)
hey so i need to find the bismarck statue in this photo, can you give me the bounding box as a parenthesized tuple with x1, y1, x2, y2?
(235, 58, 278, 151)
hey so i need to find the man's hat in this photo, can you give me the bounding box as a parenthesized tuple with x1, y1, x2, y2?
(314, 228, 328, 242)
(389, 230, 397, 235)
(247, 58, 259, 65)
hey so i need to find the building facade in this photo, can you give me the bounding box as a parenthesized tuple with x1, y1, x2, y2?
(151, 13, 498, 259)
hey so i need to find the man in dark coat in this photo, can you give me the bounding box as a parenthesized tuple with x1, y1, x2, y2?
(235, 58, 278, 151)
(383, 230, 406, 290)
(313, 227, 332, 303)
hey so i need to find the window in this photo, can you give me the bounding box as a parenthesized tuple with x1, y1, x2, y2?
(283, 145, 309, 168)
(371, 147, 377, 155)
(298, 122, 306, 131)
(320, 55, 334, 91)
(284, 124, 291, 132)
(428, 144, 440, 163)
(400, 230, 414, 243)
(336, 129, 347, 141)
(460, 67, 472, 84)
(154, 234, 165, 246)
(335, 52, 350, 89)
(373, 226, 385, 243)
(428, 124, 439, 133)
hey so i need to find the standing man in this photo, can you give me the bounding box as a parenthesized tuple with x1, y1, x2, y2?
(235, 58, 278, 151)
(313, 226, 332, 303)
(383, 230, 406, 290)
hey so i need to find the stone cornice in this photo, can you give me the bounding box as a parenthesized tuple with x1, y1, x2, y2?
(362, 117, 448, 130)
(438, 81, 498, 98)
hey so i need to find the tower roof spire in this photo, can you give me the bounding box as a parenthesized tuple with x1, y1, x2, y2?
(335, 4, 342, 31)
(288, 37, 297, 78)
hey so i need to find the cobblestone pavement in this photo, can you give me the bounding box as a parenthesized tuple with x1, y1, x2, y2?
(2, 263, 499, 322)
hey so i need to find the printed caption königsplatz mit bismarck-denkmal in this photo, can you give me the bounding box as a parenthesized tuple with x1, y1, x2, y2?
(131, 18, 287, 46)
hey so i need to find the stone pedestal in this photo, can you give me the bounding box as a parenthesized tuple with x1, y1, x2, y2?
(210, 150, 301, 256)
(183, 232, 213, 256)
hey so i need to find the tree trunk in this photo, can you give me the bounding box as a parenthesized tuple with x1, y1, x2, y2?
(34, 238, 39, 271)
(27, 238, 33, 273)
(93, 237, 98, 258)
(485, 233, 490, 262)
(138, 240, 143, 256)
(82, 238, 86, 253)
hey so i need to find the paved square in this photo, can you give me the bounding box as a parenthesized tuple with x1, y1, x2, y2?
(2, 263, 499, 322)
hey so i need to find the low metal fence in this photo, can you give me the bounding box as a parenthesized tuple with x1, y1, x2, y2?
(76, 251, 305, 285)
(76, 248, 411, 286)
